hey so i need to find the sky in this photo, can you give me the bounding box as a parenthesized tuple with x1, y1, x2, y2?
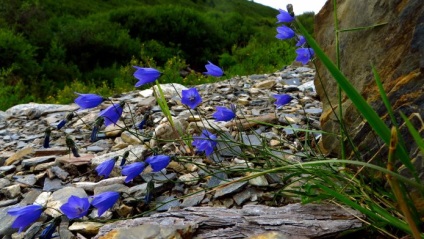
(253, 0, 327, 14)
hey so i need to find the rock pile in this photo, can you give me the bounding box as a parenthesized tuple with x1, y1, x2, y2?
(0, 66, 362, 238)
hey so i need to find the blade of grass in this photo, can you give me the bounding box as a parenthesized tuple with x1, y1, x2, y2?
(386, 127, 422, 239)
(400, 112, 424, 156)
(295, 20, 419, 182)
(317, 184, 412, 234)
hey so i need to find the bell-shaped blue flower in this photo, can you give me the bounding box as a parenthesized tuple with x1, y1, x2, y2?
(60, 196, 90, 219)
(295, 48, 315, 65)
(192, 130, 217, 156)
(91, 191, 120, 216)
(133, 66, 161, 87)
(273, 94, 293, 107)
(7, 204, 43, 233)
(74, 93, 105, 110)
(39, 217, 61, 239)
(145, 155, 171, 172)
(296, 36, 306, 47)
(276, 25, 295, 40)
(99, 102, 124, 126)
(212, 106, 236, 122)
(121, 162, 146, 183)
(43, 128, 51, 148)
(96, 156, 118, 178)
(276, 9, 294, 23)
(204, 61, 224, 77)
(181, 88, 202, 109)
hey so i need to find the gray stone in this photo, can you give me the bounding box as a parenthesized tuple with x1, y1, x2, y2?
(6, 103, 78, 118)
(91, 145, 147, 167)
(21, 156, 55, 167)
(0, 165, 15, 173)
(0, 198, 19, 207)
(14, 174, 37, 186)
(303, 108, 322, 116)
(283, 78, 301, 86)
(0, 205, 20, 235)
(50, 166, 69, 180)
(43, 178, 64, 192)
(141, 172, 177, 183)
(45, 187, 88, 217)
(207, 171, 228, 188)
(181, 190, 205, 208)
(94, 183, 129, 195)
(156, 196, 181, 212)
(153, 83, 187, 99)
(1, 185, 21, 198)
(214, 178, 248, 198)
(86, 146, 105, 152)
(241, 134, 262, 146)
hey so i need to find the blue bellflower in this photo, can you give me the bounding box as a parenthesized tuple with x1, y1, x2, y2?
(181, 88, 202, 109)
(145, 155, 171, 172)
(192, 130, 217, 156)
(295, 48, 315, 65)
(296, 36, 306, 47)
(57, 112, 75, 130)
(120, 150, 130, 167)
(74, 93, 104, 110)
(133, 66, 161, 87)
(121, 162, 146, 183)
(91, 191, 120, 216)
(276, 25, 295, 40)
(276, 9, 294, 23)
(273, 94, 293, 107)
(60, 196, 90, 219)
(40, 217, 61, 239)
(96, 156, 118, 178)
(212, 106, 236, 122)
(99, 102, 124, 126)
(204, 61, 224, 77)
(43, 128, 51, 148)
(7, 204, 43, 233)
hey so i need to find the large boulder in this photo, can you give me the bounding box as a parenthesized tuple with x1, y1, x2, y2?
(314, 0, 423, 173)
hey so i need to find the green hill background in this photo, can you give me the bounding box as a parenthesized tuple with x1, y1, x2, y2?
(0, 0, 314, 110)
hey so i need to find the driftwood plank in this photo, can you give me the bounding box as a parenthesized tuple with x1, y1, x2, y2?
(95, 203, 363, 239)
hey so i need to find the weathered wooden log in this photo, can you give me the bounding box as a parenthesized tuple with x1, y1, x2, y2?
(95, 203, 363, 239)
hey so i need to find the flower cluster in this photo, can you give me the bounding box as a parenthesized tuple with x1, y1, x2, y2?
(95, 154, 171, 183)
(275, 9, 314, 65)
(7, 191, 119, 234)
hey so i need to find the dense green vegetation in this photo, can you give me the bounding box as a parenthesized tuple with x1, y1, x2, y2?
(0, 0, 314, 110)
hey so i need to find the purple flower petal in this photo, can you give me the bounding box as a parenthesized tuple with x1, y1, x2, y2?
(273, 94, 293, 107)
(295, 48, 314, 65)
(296, 36, 306, 47)
(98, 102, 124, 126)
(145, 155, 171, 172)
(276, 9, 294, 23)
(60, 196, 90, 219)
(122, 162, 146, 183)
(133, 66, 161, 87)
(204, 61, 224, 77)
(95, 157, 117, 178)
(181, 88, 202, 109)
(74, 93, 104, 109)
(276, 25, 295, 40)
(8, 205, 43, 233)
(212, 106, 236, 122)
(91, 191, 120, 216)
(192, 130, 217, 156)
